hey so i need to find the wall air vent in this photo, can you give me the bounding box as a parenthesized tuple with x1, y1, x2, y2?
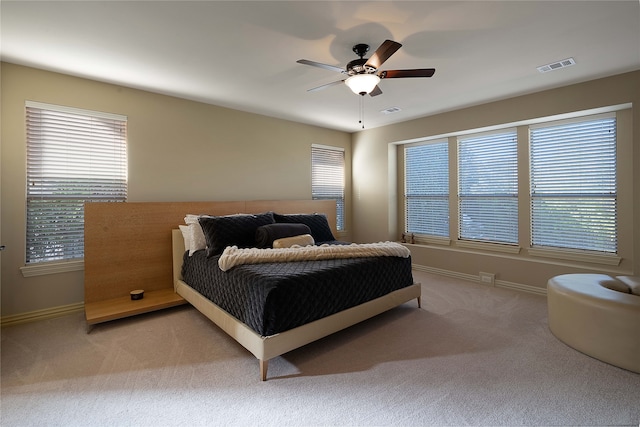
(537, 57, 576, 73)
(381, 106, 402, 114)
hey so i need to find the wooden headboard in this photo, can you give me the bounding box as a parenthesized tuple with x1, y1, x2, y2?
(84, 200, 336, 305)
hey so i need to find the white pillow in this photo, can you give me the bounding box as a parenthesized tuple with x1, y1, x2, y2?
(272, 234, 315, 248)
(184, 214, 201, 225)
(183, 215, 208, 256)
(616, 276, 640, 296)
(178, 225, 191, 252)
(187, 223, 207, 255)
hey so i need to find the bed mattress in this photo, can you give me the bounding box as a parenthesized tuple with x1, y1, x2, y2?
(181, 249, 414, 336)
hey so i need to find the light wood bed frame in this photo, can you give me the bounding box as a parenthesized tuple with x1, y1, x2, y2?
(172, 229, 421, 380)
(85, 199, 421, 380)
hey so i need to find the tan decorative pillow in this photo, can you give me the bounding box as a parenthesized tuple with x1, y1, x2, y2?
(272, 234, 315, 248)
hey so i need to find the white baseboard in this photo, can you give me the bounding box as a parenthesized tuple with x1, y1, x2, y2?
(1, 302, 84, 327)
(496, 279, 547, 296)
(412, 264, 547, 296)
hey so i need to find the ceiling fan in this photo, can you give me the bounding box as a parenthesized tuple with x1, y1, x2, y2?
(297, 40, 435, 97)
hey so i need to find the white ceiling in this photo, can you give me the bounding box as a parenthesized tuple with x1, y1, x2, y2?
(2, 1, 639, 132)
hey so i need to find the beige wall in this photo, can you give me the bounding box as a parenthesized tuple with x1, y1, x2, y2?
(0, 63, 351, 317)
(352, 71, 639, 292)
(2, 62, 638, 317)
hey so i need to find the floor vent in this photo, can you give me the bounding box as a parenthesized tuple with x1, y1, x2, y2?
(537, 57, 576, 73)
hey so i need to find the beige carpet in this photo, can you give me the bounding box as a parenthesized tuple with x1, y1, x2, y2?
(2, 271, 639, 426)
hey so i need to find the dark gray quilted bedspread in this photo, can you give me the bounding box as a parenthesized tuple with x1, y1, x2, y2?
(181, 248, 414, 336)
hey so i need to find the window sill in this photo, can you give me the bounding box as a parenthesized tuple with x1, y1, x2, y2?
(528, 247, 621, 266)
(403, 239, 624, 270)
(456, 240, 521, 254)
(20, 260, 84, 277)
(411, 235, 451, 246)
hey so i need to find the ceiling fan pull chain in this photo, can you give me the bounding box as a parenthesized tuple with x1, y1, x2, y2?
(359, 94, 365, 129)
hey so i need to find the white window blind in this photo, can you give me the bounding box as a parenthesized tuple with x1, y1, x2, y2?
(530, 115, 617, 253)
(458, 130, 518, 244)
(404, 141, 449, 237)
(311, 145, 345, 231)
(26, 102, 127, 263)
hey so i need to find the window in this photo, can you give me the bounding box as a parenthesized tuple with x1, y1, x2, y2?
(530, 114, 617, 253)
(401, 105, 627, 265)
(404, 140, 449, 237)
(311, 145, 345, 231)
(26, 102, 127, 264)
(458, 130, 518, 245)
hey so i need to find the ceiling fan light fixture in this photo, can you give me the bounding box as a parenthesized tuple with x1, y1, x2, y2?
(345, 74, 380, 95)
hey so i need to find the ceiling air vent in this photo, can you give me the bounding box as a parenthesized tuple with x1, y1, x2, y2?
(381, 106, 402, 115)
(537, 58, 576, 73)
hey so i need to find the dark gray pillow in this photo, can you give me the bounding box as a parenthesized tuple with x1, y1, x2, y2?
(199, 212, 274, 257)
(273, 213, 335, 243)
(255, 223, 311, 248)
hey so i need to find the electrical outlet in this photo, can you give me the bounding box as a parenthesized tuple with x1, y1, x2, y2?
(479, 272, 495, 286)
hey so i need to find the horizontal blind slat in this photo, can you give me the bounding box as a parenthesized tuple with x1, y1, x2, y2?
(404, 140, 449, 237)
(26, 104, 127, 264)
(458, 130, 518, 244)
(530, 116, 617, 253)
(311, 146, 345, 231)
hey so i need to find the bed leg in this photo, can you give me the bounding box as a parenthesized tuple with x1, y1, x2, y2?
(417, 296, 422, 308)
(260, 359, 268, 381)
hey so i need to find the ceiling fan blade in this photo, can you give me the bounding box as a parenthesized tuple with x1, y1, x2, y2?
(364, 40, 402, 69)
(369, 85, 383, 97)
(379, 69, 436, 79)
(297, 59, 346, 74)
(307, 79, 345, 92)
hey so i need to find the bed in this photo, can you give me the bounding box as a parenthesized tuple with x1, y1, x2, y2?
(171, 202, 421, 381)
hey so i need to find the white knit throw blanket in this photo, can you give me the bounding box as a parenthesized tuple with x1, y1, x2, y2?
(218, 242, 411, 271)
